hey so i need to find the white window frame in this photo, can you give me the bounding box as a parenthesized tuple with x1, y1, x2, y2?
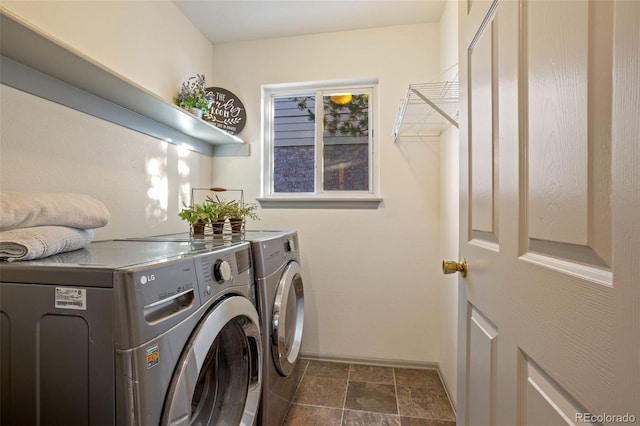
(259, 78, 382, 209)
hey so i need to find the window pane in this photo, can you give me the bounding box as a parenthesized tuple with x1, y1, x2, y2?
(322, 93, 369, 191)
(273, 96, 315, 193)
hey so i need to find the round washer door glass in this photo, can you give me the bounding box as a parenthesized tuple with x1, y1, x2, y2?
(272, 261, 304, 376)
(162, 296, 262, 426)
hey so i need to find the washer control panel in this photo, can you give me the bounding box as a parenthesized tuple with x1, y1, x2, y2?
(193, 242, 252, 304)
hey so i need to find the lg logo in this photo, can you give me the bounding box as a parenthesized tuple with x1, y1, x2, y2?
(140, 274, 156, 285)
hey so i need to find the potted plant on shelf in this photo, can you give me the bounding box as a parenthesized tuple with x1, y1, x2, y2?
(173, 74, 213, 119)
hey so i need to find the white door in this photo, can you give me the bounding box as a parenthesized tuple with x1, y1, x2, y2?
(456, 0, 639, 425)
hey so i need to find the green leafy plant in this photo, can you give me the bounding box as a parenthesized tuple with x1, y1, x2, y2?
(206, 196, 259, 222)
(174, 74, 213, 115)
(179, 196, 259, 227)
(178, 201, 218, 224)
(234, 202, 259, 221)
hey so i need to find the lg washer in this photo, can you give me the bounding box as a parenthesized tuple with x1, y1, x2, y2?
(0, 239, 262, 425)
(129, 230, 306, 426)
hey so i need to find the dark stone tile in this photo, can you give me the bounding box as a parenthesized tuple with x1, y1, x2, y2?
(284, 362, 457, 425)
(400, 417, 456, 426)
(298, 358, 310, 374)
(294, 376, 348, 408)
(396, 385, 455, 421)
(344, 381, 398, 414)
(305, 360, 351, 379)
(283, 404, 343, 426)
(349, 365, 395, 384)
(343, 409, 401, 426)
(394, 368, 442, 388)
(293, 358, 308, 387)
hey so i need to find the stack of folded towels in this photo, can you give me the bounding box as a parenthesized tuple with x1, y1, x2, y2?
(0, 192, 110, 261)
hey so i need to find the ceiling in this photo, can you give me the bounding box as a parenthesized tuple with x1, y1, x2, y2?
(172, 0, 447, 45)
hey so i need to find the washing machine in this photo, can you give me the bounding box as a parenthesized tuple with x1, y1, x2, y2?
(129, 230, 306, 426)
(0, 239, 262, 425)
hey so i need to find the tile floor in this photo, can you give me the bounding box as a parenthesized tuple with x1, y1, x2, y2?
(282, 359, 456, 426)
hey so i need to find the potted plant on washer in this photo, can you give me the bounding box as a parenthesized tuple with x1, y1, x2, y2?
(236, 201, 259, 225)
(206, 197, 235, 235)
(178, 201, 218, 236)
(227, 201, 259, 233)
(207, 196, 259, 234)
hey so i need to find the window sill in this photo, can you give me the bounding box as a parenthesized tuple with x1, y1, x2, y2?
(257, 197, 383, 209)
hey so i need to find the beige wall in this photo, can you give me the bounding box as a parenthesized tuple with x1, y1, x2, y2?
(0, 1, 215, 240)
(210, 24, 444, 364)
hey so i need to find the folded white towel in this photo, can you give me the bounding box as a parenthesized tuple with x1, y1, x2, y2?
(0, 226, 94, 261)
(0, 192, 110, 231)
(27, 248, 93, 264)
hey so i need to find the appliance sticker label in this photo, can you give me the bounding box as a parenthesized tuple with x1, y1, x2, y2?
(54, 287, 87, 310)
(146, 344, 160, 369)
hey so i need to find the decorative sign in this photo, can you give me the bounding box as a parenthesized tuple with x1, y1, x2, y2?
(205, 87, 247, 135)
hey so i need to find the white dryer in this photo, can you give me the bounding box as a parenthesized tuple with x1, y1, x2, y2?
(0, 240, 262, 425)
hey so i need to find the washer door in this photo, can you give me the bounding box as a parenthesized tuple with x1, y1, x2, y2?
(272, 261, 304, 376)
(162, 296, 262, 426)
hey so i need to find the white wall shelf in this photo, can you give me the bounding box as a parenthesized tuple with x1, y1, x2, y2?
(393, 80, 459, 143)
(0, 10, 248, 157)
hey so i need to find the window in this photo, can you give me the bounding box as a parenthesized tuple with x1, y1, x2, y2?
(260, 79, 381, 208)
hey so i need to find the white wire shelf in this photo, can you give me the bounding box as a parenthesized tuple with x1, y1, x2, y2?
(393, 80, 459, 143)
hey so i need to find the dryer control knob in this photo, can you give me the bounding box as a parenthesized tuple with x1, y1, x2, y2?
(286, 239, 296, 252)
(213, 260, 232, 283)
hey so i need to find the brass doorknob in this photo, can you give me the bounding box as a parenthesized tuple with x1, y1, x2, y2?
(442, 258, 467, 277)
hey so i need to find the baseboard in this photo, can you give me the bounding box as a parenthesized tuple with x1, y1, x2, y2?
(438, 368, 457, 413)
(300, 351, 439, 370)
(299, 351, 457, 413)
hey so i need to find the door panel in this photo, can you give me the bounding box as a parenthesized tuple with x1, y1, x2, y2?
(519, 354, 588, 425)
(525, 0, 590, 246)
(458, 0, 639, 425)
(469, 10, 497, 239)
(467, 305, 497, 426)
(522, 0, 613, 272)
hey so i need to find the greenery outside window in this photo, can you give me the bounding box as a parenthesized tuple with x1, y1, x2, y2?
(260, 78, 381, 208)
